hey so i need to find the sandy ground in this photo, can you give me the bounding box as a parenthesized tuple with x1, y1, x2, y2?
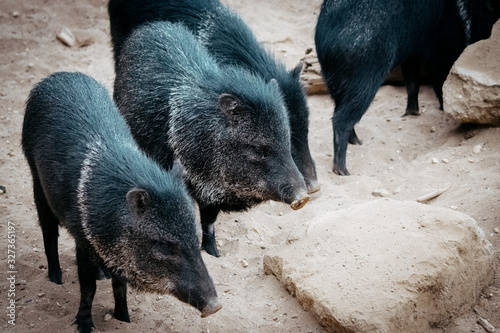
(0, 0, 499, 332)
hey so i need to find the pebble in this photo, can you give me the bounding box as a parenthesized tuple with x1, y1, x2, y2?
(442, 158, 449, 163)
(431, 158, 439, 164)
(477, 317, 496, 333)
(467, 157, 475, 163)
(372, 189, 390, 197)
(11, 11, 20, 18)
(494, 228, 499, 234)
(430, 126, 436, 133)
(104, 314, 112, 322)
(241, 259, 249, 268)
(37, 293, 45, 298)
(472, 144, 482, 154)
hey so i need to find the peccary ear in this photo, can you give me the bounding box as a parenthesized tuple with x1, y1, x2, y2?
(290, 61, 304, 80)
(171, 160, 185, 178)
(219, 94, 242, 119)
(126, 188, 150, 217)
(268, 78, 280, 91)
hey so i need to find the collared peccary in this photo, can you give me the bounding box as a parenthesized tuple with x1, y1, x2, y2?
(315, 0, 500, 176)
(22, 72, 222, 333)
(113, 21, 310, 257)
(107, 0, 319, 194)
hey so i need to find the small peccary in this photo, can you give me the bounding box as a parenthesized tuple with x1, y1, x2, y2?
(108, 0, 319, 194)
(22, 72, 221, 333)
(315, 0, 500, 175)
(114, 22, 310, 257)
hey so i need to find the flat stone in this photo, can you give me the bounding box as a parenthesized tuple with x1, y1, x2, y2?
(263, 199, 494, 333)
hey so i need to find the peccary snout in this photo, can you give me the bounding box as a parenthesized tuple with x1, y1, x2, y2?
(268, 162, 310, 210)
(201, 299, 223, 318)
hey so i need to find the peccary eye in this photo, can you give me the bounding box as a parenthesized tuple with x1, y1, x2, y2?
(152, 241, 179, 259)
(253, 146, 270, 160)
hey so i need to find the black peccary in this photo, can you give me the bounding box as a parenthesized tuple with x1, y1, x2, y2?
(315, 0, 500, 176)
(113, 22, 310, 257)
(22, 72, 222, 333)
(107, 0, 320, 194)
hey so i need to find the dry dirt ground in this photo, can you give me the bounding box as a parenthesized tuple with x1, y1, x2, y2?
(0, 0, 499, 332)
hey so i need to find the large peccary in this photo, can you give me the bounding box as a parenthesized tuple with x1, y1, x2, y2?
(315, 0, 500, 176)
(108, 0, 319, 194)
(113, 21, 309, 257)
(22, 72, 222, 333)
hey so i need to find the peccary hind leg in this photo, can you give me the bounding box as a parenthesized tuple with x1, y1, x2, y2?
(200, 206, 220, 257)
(74, 244, 98, 333)
(402, 58, 421, 116)
(33, 176, 62, 284)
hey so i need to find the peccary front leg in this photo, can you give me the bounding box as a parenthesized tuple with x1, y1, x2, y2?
(74, 244, 98, 333)
(111, 273, 130, 322)
(402, 58, 421, 116)
(33, 176, 62, 284)
(200, 206, 220, 257)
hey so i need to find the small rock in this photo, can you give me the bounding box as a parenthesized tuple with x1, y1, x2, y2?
(467, 157, 475, 163)
(37, 293, 45, 298)
(0, 185, 5, 194)
(472, 144, 482, 154)
(33, 248, 39, 252)
(430, 126, 436, 133)
(372, 189, 390, 197)
(442, 158, 449, 163)
(104, 314, 112, 322)
(241, 259, 249, 268)
(431, 158, 439, 164)
(477, 317, 496, 333)
(494, 227, 499, 234)
(11, 11, 20, 18)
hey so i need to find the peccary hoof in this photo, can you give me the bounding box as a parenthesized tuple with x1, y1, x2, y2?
(73, 316, 95, 333)
(202, 238, 220, 258)
(333, 165, 350, 176)
(48, 269, 62, 285)
(403, 108, 420, 116)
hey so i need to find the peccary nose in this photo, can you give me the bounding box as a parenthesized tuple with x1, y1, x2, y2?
(200, 298, 223, 318)
(290, 190, 310, 210)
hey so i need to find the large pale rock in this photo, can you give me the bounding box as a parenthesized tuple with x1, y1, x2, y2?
(264, 199, 494, 333)
(443, 19, 500, 125)
(300, 48, 329, 95)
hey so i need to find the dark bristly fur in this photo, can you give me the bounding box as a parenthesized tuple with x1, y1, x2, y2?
(315, 0, 500, 176)
(22, 72, 220, 333)
(113, 22, 308, 257)
(108, 0, 319, 194)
